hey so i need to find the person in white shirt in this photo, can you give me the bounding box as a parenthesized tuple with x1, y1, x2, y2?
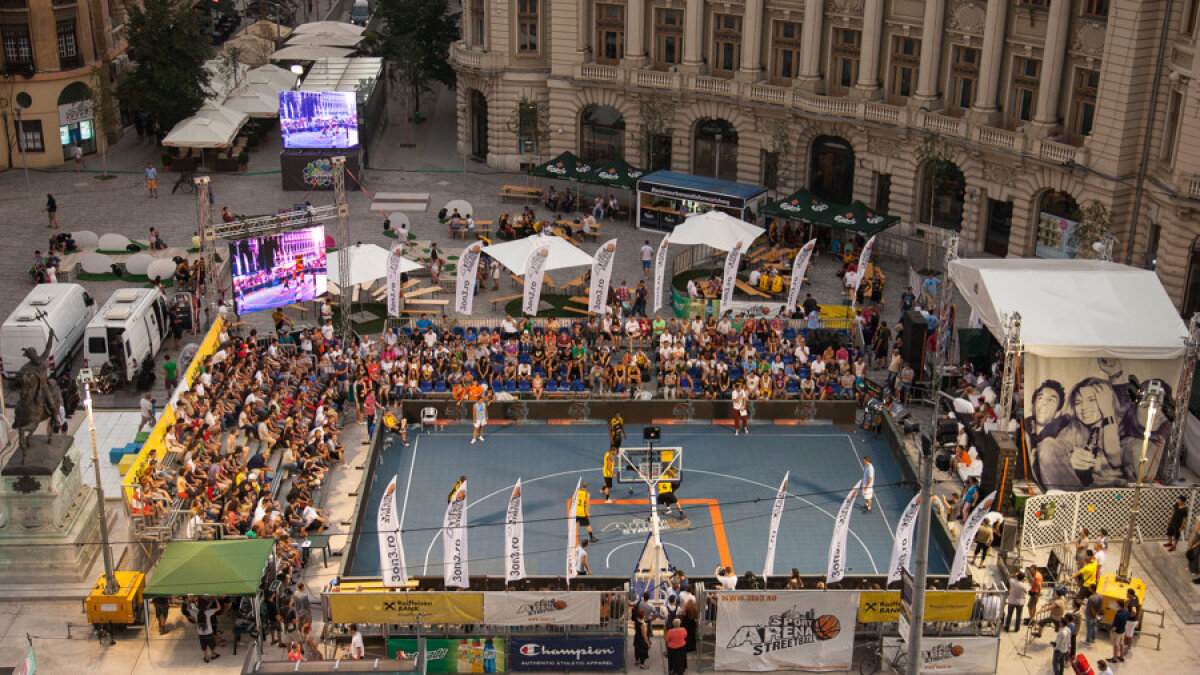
(731, 382, 749, 435)
(1096, 660, 1114, 675)
(137, 393, 156, 432)
(715, 566, 737, 590)
(576, 539, 591, 574)
(345, 624, 365, 659)
(861, 457, 876, 512)
(687, 278, 699, 299)
(640, 241, 654, 278)
(748, 268, 762, 288)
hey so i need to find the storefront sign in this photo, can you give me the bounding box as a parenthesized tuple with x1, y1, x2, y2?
(857, 591, 976, 623)
(58, 100, 94, 125)
(483, 591, 600, 626)
(882, 637, 999, 673)
(714, 591, 858, 672)
(326, 591, 484, 624)
(639, 182, 745, 208)
(508, 637, 624, 671)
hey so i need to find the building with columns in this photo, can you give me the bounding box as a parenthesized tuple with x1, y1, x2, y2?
(451, 0, 1200, 314)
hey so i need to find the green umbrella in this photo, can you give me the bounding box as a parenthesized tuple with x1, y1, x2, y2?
(761, 187, 839, 225)
(527, 151, 595, 182)
(584, 157, 647, 190)
(829, 200, 901, 236)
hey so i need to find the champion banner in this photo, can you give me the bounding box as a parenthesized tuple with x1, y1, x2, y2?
(455, 240, 484, 316)
(652, 234, 670, 314)
(588, 239, 619, 314)
(887, 494, 922, 585)
(827, 480, 862, 584)
(443, 479, 469, 588)
(882, 637, 1000, 674)
(714, 590, 859, 672)
(786, 239, 817, 314)
(762, 471, 790, 580)
(522, 247, 551, 316)
(720, 242, 746, 308)
(378, 475, 408, 587)
(948, 491, 996, 585)
(483, 591, 602, 626)
(386, 246, 404, 317)
(566, 478, 581, 581)
(505, 479, 526, 583)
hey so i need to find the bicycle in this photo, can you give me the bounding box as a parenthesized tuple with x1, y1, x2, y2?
(858, 639, 907, 675)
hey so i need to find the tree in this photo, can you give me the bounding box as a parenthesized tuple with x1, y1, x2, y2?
(87, 70, 123, 178)
(375, 0, 460, 118)
(1068, 200, 1115, 259)
(120, 0, 210, 131)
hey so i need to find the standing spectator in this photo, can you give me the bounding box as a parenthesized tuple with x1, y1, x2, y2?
(899, 286, 916, 319)
(137, 392, 156, 433)
(1110, 599, 1129, 662)
(1187, 517, 1200, 583)
(970, 518, 994, 567)
(633, 609, 651, 669)
(715, 565, 737, 589)
(344, 624, 365, 659)
(666, 618, 688, 675)
(633, 281, 648, 316)
(640, 240, 654, 278)
(1124, 588, 1140, 656)
(42, 193, 59, 229)
(1084, 584, 1103, 644)
(187, 598, 220, 663)
(1052, 614, 1074, 675)
(576, 539, 591, 574)
(145, 162, 159, 198)
(149, 227, 167, 250)
(1026, 563, 1043, 626)
(898, 361, 915, 403)
(162, 357, 178, 393)
(72, 143, 85, 172)
(1165, 495, 1188, 551)
(1004, 571, 1029, 632)
(921, 272, 940, 306)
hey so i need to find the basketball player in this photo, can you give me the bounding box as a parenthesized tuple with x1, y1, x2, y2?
(577, 482, 599, 542)
(471, 396, 488, 444)
(609, 413, 625, 451)
(448, 475, 467, 503)
(602, 447, 617, 503)
(731, 381, 749, 435)
(658, 468, 682, 518)
(861, 456, 875, 513)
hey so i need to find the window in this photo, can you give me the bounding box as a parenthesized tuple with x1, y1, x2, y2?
(1068, 68, 1099, 144)
(518, 101, 540, 153)
(887, 36, 920, 104)
(948, 46, 979, 115)
(57, 20, 79, 69)
(595, 3, 624, 63)
(875, 173, 891, 215)
(711, 13, 742, 77)
(1082, 0, 1109, 19)
(770, 20, 802, 85)
(2, 24, 32, 66)
(1162, 89, 1183, 164)
(1007, 56, 1040, 127)
(17, 118, 44, 152)
(518, 0, 538, 53)
(469, 0, 484, 47)
(1189, 0, 1200, 36)
(762, 150, 780, 190)
(829, 28, 861, 96)
(1020, 0, 1049, 7)
(654, 8, 683, 69)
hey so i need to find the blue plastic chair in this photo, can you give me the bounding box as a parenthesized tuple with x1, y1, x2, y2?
(434, 381, 447, 393)
(419, 381, 433, 393)
(492, 379, 504, 392)
(504, 379, 517, 393)
(545, 380, 559, 392)
(518, 380, 531, 393)
(786, 381, 800, 395)
(572, 380, 584, 392)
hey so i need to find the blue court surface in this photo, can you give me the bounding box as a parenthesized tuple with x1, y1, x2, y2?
(346, 425, 951, 580)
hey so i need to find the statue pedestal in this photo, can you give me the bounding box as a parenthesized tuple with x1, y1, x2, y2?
(0, 436, 102, 583)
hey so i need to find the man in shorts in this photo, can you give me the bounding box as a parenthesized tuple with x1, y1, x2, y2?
(577, 481, 599, 542)
(471, 396, 487, 444)
(658, 468, 682, 518)
(188, 597, 220, 663)
(731, 381, 749, 435)
(602, 447, 616, 503)
(145, 162, 159, 198)
(609, 413, 625, 450)
(861, 456, 875, 513)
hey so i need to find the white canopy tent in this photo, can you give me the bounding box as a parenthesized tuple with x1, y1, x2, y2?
(482, 233, 593, 274)
(203, 59, 250, 100)
(293, 21, 365, 38)
(947, 258, 1187, 359)
(222, 33, 276, 67)
(223, 82, 281, 117)
(285, 32, 363, 48)
(162, 103, 249, 148)
(243, 64, 299, 91)
(665, 210, 764, 251)
(270, 45, 356, 62)
(327, 244, 423, 288)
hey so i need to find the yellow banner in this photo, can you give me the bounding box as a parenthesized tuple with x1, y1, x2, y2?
(326, 592, 485, 624)
(857, 590, 975, 623)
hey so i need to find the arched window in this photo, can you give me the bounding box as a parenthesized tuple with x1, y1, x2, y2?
(918, 159, 965, 230)
(809, 136, 854, 205)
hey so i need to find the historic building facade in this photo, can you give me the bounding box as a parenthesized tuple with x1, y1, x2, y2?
(451, 0, 1200, 314)
(0, 0, 129, 169)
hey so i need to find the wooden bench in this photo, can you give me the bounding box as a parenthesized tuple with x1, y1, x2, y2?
(405, 298, 449, 307)
(491, 294, 522, 304)
(510, 273, 556, 288)
(500, 185, 543, 202)
(561, 272, 588, 294)
(735, 279, 771, 298)
(404, 286, 444, 298)
(562, 306, 590, 315)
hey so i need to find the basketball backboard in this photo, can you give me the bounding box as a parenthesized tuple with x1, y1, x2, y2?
(618, 447, 682, 485)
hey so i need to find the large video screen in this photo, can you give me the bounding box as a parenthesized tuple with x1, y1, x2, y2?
(279, 90, 359, 149)
(229, 225, 328, 314)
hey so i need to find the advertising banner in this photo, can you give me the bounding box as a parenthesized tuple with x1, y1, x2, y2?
(388, 637, 506, 673)
(887, 494, 922, 585)
(857, 591, 977, 623)
(763, 472, 789, 580)
(882, 637, 1000, 673)
(589, 239, 619, 314)
(652, 234, 670, 314)
(714, 591, 859, 672)
(326, 592, 484, 624)
(508, 637, 625, 671)
(483, 591, 601, 626)
(853, 235, 876, 298)
(1024, 355, 1181, 490)
(522, 246, 551, 316)
(377, 475, 408, 587)
(786, 239, 817, 313)
(827, 480, 862, 584)
(949, 491, 996, 585)
(443, 479, 469, 588)
(720, 242, 745, 308)
(505, 480, 525, 583)
(566, 478, 581, 581)
(455, 240, 484, 316)
(386, 246, 404, 318)
(280, 149, 360, 191)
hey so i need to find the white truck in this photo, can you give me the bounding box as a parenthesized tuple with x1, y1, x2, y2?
(0, 283, 95, 381)
(84, 288, 171, 383)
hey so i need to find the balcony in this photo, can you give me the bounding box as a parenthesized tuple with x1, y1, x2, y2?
(59, 53, 82, 70)
(450, 42, 503, 72)
(1186, 175, 1200, 199)
(635, 69, 676, 89)
(694, 76, 732, 96)
(578, 63, 617, 83)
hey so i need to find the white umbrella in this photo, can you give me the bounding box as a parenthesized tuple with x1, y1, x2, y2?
(666, 210, 764, 251)
(224, 82, 281, 117)
(327, 243, 422, 288)
(294, 21, 365, 37)
(482, 233, 593, 275)
(270, 45, 356, 62)
(286, 33, 363, 48)
(244, 64, 299, 91)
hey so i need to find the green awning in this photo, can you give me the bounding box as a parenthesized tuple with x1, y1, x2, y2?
(144, 540, 275, 597)
(583, 157, 646, 190)
(761, 187, 839, 225)
(829, 200, 901, 236)
(527, 151, 596, 182)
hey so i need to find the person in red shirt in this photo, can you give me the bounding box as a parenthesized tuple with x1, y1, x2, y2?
(666, 618, 688, 675)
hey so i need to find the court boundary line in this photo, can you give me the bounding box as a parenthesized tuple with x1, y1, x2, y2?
(601, 498, 732, 569)
(846, 435, 896, 539)
(603, 541, 697, 569)
(398, 436, 420, 534)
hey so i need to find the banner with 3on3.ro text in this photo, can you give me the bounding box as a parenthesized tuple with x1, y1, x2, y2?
(714, 591, 858, 672)
(882, 637, 999, 673)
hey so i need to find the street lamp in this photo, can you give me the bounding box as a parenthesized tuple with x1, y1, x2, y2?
(458, 102, 468, 175)
(78, 369, 118, 596)
(714, 132, 723, 180)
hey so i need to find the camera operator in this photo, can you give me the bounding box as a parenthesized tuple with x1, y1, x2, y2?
(862, 393, 904, 434)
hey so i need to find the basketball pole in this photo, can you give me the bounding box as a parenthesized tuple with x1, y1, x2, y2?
(906, 396, 941, 673)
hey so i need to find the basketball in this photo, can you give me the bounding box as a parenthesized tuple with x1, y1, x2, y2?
(554, 600, 567, 610)
(950, 644, 964, 657)
(812, 614, 840, 640)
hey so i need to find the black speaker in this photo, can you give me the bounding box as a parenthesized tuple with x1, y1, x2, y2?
(935, 452, 952, 472)
(997, 516, 1020, 552)
(643, 426, 661, 441)
(901, 311, 928, 374)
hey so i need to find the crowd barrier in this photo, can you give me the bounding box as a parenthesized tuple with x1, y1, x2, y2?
(1020, 484, 1200, 552)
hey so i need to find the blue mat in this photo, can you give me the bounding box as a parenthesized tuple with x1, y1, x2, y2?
(347, 425, 951, 579)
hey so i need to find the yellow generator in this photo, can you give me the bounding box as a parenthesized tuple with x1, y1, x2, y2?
(1096, 573, 1146, 625)
(85, 571, 146, 627)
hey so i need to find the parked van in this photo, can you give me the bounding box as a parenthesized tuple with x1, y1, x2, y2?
(1, 283, 95, 380)
(84, 288, 171, 383)
(349, 0, 370, 25)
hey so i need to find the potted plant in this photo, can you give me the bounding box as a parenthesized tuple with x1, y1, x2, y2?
(247, 131, 260, 152)
(238, 150, 249, 171)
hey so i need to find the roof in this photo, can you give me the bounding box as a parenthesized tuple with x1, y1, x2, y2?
(144, 540, 275, 597)
(947, 258, 1188, 359)
(297, 57, 384, 93)
(638, 170, 767, 201)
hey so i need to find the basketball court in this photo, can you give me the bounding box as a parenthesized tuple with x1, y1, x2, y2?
(344, 424, 951, 580)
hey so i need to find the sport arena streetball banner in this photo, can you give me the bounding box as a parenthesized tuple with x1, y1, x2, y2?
(483, 591, 601, 626)
(714, 591, 858, 672)
(882, 636, 999, 673)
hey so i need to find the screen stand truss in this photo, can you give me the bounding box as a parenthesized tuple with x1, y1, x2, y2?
(619, 447, 682, 603)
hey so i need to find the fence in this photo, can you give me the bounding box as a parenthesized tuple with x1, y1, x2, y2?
(1020, 485, 1200, 551)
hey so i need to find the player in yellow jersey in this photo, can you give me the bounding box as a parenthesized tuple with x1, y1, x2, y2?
(602, 447, 616, 503)
(658, 468, 682, 518)
(577, 482, 599, 543)
(609, 414, 625, 451)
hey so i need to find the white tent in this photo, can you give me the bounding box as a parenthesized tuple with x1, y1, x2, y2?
(948, 258, 1188, 359)
(327, 244, 423, 288)
(203, 59, 250, 100)
(243, 64, 299, 91)
(224, 82, 281, 117)
(162, 103, 249, 148)
(293, 21, 365, 38)
(286, 32, 363, 48)
(482, 233, 593, 274)
(222, 33, 276, 67)
(666, 210, 764, 251)
(270, 45, 356, 62)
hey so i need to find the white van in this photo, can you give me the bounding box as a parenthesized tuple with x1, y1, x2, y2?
(1, 283, 95, 380)
(84, 288, 171, 382)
